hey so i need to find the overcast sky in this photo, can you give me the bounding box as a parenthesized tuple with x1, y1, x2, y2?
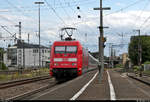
(0, 0, 150, 56)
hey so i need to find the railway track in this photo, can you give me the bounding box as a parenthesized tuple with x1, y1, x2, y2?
(6, 84, 55, 101)
(5, 78, 64, 100)
(0, 75, 51, 89)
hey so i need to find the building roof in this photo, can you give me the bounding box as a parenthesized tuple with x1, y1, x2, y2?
(12, 40, 49, 49)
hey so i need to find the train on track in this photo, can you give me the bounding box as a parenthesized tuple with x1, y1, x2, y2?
(50, 38, 99, 80)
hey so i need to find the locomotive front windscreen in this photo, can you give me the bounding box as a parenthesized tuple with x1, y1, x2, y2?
(55, 46, 65, 53)
(55, 46, 77, 53)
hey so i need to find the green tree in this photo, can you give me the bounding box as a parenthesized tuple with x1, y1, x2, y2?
(129, 35, 150, 65)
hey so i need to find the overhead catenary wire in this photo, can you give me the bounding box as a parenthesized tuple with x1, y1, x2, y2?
(69, 0, 97, 34)
(102, 0, 147, 53)
(44, 0, 67, 26)
(50, 0, 98, 8)
(59, 0, 77, 27)
(138, 1, 150, 31)
(44, 0, 75, 40)
(0, 14, 17, 25)
(133, 0, 150, 29)
(44, 0, 87, 41)
(0, 0, 146, 50)
(4, 0, 39, 32)
(105, 0, 146, 16)
(59, 0, 73, 20)
(104, 0, 148, 37)
(65, 0, 97, 44)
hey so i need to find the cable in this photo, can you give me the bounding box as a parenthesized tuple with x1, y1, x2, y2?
(105, 0, 146, 16)
(51, 0, 98, 8)
(140, 16, 150, 29)
(134, 0, 150, 28)
(44, 0, 67, 26)
(69, 0, 97, 34)
(4, 0, 38, 31)
(44, 0, 86, 41)
(0, 14, 17, 25)
(59, 0, 76, 27)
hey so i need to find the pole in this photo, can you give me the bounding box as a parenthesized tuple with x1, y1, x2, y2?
(94, 0, 110, 82)
(108, 43, 113, 68)
(133, 29, 142, 77)
(23, 40, 25, 69)
(19, 22, 23, 73)
(15, 22, 22, 73)
(28, 33, 29, 44)
(34, 54, 35, 68)
(35, 2, 44, 69)
(111, 46, 113, 68)
(0, 49, 2, 69)
(39, 4, 41, 69)
(138, 30, 142, 77)
(19, 22, 21, 40)
(85, 33, 87, 49)
(109, 45, 111, 68)
(99, 0, 104, 82)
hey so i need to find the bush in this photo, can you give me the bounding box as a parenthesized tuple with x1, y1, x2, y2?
(143, 70, 150, 75)
(133, 66, 140, 72)
(0, 62, 8, 70)
(0, 74, 6, 80)
(115, 64, 123, 68)
(144, 61, 150, 64)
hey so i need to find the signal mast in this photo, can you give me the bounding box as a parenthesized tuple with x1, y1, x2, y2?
(60, 27, 77, 41)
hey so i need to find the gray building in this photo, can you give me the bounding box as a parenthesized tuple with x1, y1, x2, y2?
(4, 41, 50, 69)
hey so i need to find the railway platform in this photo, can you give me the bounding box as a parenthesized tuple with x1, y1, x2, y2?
(76, 70, 110, 100)
(71, 69, 150, 100)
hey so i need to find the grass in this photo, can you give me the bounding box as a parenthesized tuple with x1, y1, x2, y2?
(143, 70, 150, 75)
(0, 68, 49, 83)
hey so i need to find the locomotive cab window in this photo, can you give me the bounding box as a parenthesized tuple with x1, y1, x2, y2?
(54, 46, 77, 53)
(55, 46, 65, 53)
(66, 46, 77, 53)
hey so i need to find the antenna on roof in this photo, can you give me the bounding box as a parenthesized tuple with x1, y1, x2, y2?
(60, 27, 77, 41)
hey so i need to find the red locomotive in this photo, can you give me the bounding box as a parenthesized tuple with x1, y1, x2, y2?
(50, 40, 99, 80)
(50, 27, 98, 80)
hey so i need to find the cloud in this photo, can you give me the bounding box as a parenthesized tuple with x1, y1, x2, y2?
(1, 9, 150, 56)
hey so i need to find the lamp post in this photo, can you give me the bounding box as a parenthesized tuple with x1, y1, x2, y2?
(34, 1, 44, 69)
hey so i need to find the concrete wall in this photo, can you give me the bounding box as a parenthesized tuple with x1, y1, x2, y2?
(144, 64, 150, 71)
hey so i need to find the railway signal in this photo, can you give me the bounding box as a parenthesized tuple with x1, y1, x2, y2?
(102, 37, 106, 48)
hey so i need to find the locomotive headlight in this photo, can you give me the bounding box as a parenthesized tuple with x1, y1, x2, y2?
(54, 58, 63, 62)
(79, 68, 82, 70)
(68, 58, 77, 62)
(72, 63, 77, 66)
(54, 63, 58, 66)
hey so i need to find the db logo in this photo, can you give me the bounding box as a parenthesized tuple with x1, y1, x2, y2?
(63, 58, 68, 61)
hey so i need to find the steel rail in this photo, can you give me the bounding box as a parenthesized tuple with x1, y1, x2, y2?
(0, 75, 51, 89)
